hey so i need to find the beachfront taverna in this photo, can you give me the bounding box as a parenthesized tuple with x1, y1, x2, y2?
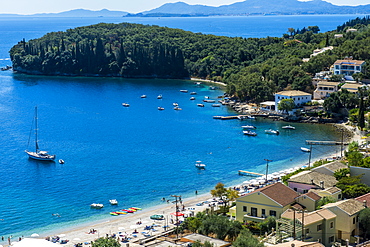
(274, 90, 312, 110)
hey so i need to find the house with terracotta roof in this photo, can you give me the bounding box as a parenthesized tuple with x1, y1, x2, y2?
(355, 192, 370, 208)
(333, 59, 365, 76)
(287, 171, 338, 194)
(275, 90, 312, 111)
(280, 208, 337, 246)
(311, 160, 348, 176)
(235, 182, 299, 222)
(322, 199, 365, 242)
(294, 192, 322, 212)
(273, 240, 325, 247)
(309, 187, 343, 202)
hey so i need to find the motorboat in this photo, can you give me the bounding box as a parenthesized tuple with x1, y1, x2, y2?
(212, 104, 221, 107)
(190, 92, 197, 95)
(204, 96, 209, 99)
(158, 107, 165, 110)
(265, 129, 279, 135)
(209, 86, 216, 90)
(301, 147, 311, 152)
(90, 203, 104, 209)
(282, 125, 295, 130)
(195, 160, 206, 169)
(241, 125, 256, 129)
(109, 199, 118, 205)
(157, 95, 163, 99)
(174, 107, 182, 110)
(243, 131, 257, 136)
(203, 99, 216, 103)
(248, 115, 256, 119)
(237, 115, 248, 120)
(190, 97, 196, 100)
(180, 90, 188, 93)
(122, 103, 130, 107)
(173, 102, 179, 106)
(141, 95, 147, 98)
(58, 159, 64, 164)
(25, 106, 56, 161)
(197, 104, 205, 107)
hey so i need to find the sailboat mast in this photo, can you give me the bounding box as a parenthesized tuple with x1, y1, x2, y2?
(35, 106, 39, 153)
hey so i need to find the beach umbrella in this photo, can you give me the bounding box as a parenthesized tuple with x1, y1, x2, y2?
(30, 233, 39, 238)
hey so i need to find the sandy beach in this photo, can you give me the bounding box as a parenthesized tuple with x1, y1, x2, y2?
(7, 124, 362, 247)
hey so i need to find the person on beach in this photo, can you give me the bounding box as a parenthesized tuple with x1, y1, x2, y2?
(195, 190, 198, 195)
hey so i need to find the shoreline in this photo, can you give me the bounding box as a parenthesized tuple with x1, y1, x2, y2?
(3, 123, 360, 247)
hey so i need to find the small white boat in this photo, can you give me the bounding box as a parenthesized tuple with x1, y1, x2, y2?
(58, 159, 64, 164)
(174, 107, 182, 110)
(190, 92, 197, 95)
(237, 115, 248, 120)
(265, 129, 279, 135)
(204, 96, 210, 99)
(158, 107, 165, 111)
(203, 99, 216, 103)
(90, 203, 104, 209)
(212, 104, 221, 107)
(301, 147, 311, 152)
(180, 90, 188, 93)
(195, 161, 206, 169)
(282, 125, 295, 130)
(190, 97, 196, 100)
(173, 102, 179, 106)
(157, 95, 163, 99)
(141, 95, 147, 98)
(243, 130, 257, 136)
(122, 103, 130, 107)
(197, 104, 205, 107)
(247, 115, 256, 119)
(242, 125, 256, 129)
(109, 199, 118, 205)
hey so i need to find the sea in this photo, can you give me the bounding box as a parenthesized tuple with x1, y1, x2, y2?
(0, 14, 363, 240)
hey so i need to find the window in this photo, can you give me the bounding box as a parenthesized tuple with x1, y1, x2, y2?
(303, 189, 308, 193)
(270, 210, 276, 217)
(251, 207, 257, 217)
(338, 194, 342, 199)
(294, 188, 297, 191)
(306, 228, 309, 234)
(329, 236, 334, 243)
(317, 224, 322, 231)
(243, 206, 247, 212)
(330, 222, 334, 228)
(353, 217, 356, 224)
(262, 209, 266, 217)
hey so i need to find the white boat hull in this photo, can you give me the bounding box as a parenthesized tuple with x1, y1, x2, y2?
(301, 147, 311, 152)
(25, 150, 56, 161)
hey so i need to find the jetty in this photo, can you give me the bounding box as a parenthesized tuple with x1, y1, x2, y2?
(306, 140, 348, 145)
(238, 170, 265, 177)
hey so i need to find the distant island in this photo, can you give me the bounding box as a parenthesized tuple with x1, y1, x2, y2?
(2, 0, 370, 17)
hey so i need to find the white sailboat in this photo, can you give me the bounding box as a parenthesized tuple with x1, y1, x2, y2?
(25, 106, 56, 161)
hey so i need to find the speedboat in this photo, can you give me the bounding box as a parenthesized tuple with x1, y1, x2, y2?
(90, 203, 104, 209)
(122, 103, 130, 107)
(141, 95, 147, 98)
(212, 104, 221, 107)
(190, 97, 196, 100)
(243, 131, 257, 136)
(157, 95, 163, 99)
(158, 107, 165, 110)
(190, 92, 197, 95)
(195, 160, 206, 169)
(282, 125, 295, 130)
(180, 90, 188, 93)
(265, 129, 279, 135)
(197, 104, 205, 107)
(248, 115, 256, 119)
(109, 199, 118, 205)
(203, 99, 216, 103)
(173, 102, 179, 106)
(58, 159, 64, 164)
(174, 107, 182, 110)
(241, 125, 256, 129)
(301, 147, 311, 152)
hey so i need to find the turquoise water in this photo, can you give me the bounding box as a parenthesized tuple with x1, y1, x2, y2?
(0, 15, 353, 240)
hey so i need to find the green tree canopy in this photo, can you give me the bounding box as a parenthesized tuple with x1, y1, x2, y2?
(278, 98, 295, 114)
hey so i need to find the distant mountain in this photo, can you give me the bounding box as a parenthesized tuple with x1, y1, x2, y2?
(133, 0, 370, 16)
(0, 9, 128, 17)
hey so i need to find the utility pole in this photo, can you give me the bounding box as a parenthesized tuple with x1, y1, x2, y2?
(341, 129, 344, 159)
(293, 209, 296, 240)
(171, 195, 181, 241)
(264, 159, 272, 182)
(301, 210, 305, 241)
(308, 144, 312, 168)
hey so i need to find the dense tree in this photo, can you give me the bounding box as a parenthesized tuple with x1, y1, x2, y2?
(91, 237, 120, 247)
(232, 229, 264, 247)
(359, 208, 370, 240)
(278, 98, 295, 114)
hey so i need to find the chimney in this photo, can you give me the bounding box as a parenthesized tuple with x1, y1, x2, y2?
(320, 181, 324, 189)
(311, 179, 314, 185)
(364, 200, 367, 208)
(291, 244, 295, 247)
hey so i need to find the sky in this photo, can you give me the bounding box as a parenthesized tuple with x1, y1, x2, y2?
(1, 0, 370, 15)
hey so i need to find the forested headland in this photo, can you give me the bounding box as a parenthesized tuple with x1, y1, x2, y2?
(9, 16, 370, 102)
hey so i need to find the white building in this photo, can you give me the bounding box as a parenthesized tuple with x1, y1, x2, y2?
(313, 81, 340, 100)
(275, 90, 312, 110)
(333, 59, 365, 76)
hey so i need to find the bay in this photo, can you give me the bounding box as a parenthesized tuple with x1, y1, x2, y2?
(0, 14, 353, 240)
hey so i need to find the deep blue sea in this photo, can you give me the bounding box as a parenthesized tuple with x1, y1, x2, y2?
(0, 15, 361, 240)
